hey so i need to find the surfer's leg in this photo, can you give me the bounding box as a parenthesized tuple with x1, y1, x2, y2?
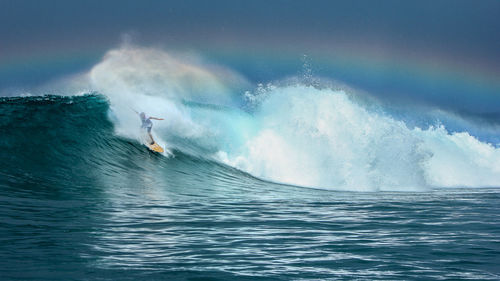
(147, 127, 154, 144)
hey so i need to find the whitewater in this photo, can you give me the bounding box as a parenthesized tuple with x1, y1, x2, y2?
(39, 45, 499, 191)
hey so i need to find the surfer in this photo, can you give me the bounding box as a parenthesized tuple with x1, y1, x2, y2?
(139, 112, 164, 144)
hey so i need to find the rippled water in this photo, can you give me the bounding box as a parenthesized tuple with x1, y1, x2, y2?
(2, 177, 499, 280)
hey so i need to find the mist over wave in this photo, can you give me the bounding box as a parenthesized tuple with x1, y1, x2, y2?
(18, 46, 500, 191)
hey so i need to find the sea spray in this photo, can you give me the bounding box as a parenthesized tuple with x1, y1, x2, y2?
(87, 46, 250, 144)
(215, 85, 500, 190)
(216, 85, 429, 191)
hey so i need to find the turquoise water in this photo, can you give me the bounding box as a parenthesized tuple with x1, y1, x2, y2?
(1, 95, 499, 280)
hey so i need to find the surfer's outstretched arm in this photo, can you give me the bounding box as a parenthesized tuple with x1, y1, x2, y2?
(150, 117, 164, 120)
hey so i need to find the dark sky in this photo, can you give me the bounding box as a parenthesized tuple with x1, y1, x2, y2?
(2, 0, 500, 63)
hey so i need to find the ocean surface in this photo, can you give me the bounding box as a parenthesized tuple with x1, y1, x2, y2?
(1, 47, 500, 280)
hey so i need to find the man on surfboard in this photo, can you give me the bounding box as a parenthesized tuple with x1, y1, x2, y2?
(139, 112, 164, 144)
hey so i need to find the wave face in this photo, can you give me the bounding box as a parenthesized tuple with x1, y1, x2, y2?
(0, 95, 113, 183)
(0, 94, 256, 192)
(3, 46, 500, 192)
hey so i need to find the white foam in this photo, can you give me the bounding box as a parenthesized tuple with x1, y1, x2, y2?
(215, 85, 500, 191)
(418, 126, 500, 187)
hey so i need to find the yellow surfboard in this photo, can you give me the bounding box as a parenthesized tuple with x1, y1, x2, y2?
(147, 142, 164, 153)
